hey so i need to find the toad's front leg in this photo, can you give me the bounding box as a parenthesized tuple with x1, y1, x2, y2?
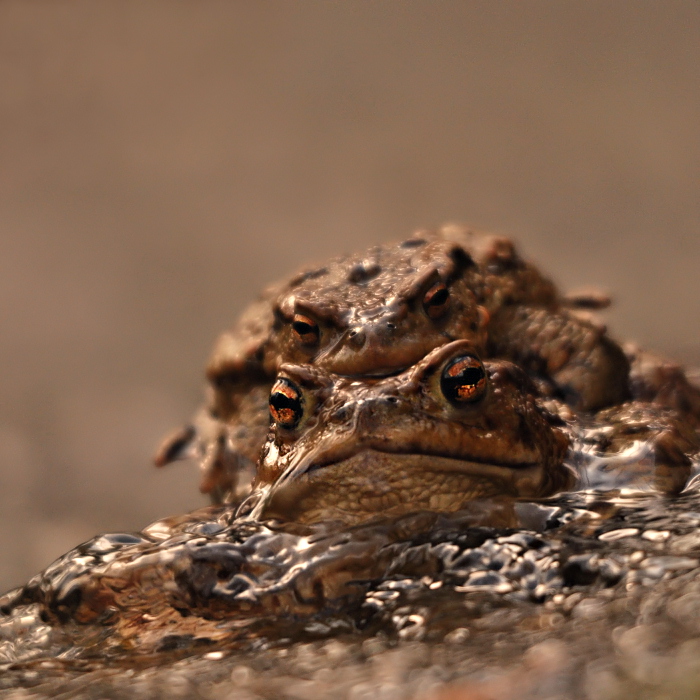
(155, 383, 272, 504)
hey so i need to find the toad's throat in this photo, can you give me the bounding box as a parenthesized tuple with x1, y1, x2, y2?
(260, 449, 565, 524)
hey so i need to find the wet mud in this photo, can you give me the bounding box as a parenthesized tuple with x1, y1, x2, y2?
(4, 481, 700, 697)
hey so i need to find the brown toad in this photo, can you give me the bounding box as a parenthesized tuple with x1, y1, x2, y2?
(247, 343, 698, 525)
(245, 340, 574, 525)
(207, 224, 628, 411)
(157, 225, 631, 501)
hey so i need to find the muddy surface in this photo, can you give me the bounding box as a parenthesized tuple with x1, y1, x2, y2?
(4, 468, 700, 699)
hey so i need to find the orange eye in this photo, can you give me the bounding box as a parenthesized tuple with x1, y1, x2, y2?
(292, 313, 320, 346)
(269, 378, 304, 429)
(423, 281, 450, 319)
(440, 354, 487, 404)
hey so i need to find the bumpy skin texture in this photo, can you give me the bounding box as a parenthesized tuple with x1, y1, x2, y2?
(156, 225, 632, 500)
(587, 401, 698, 494)
(487, 306, 630, 410)
(246, 341, 574, 525)
(625, 344, 700, 427)
(541, 394, 699, 497)
(207, 224, 626, 413)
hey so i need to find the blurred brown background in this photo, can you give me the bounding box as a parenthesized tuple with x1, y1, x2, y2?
(1, 1, 698, 591)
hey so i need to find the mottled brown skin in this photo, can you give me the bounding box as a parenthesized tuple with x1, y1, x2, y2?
(156, 225, 630, 500)
(246, 341, 574, 525)
(575, 401, 699, 495)
(207, 224, 627, 415)
(206, 228, 489, 415)
(625, 344, 700, 427)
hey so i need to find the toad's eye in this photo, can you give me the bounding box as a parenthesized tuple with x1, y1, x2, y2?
(269, 378, 304, 429)
(292, 313, 320, 346)
(423, 281, 450, 319)
(440, 354, 487, 404)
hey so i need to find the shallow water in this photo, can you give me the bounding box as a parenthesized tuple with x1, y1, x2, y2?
(2, 418, 700, 699)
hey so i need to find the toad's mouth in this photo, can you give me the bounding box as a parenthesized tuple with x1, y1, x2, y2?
(302, 449, 539, 475)
(259, 448, 571, 525)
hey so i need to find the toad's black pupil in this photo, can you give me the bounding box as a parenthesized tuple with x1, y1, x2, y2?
(269, 379, 303, 429)
(292, 320, 318, 340)
(440, 356, 487, 404)
(428, 287, 449, 306)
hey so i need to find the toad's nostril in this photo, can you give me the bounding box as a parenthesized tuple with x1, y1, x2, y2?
(348, 328, 366, 348)
(333, 405, 352, 422)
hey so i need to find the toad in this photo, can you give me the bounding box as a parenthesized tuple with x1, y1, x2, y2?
(245, 342, 697, 525)
(207, 224, 628, 411)
(157, 225, 630, 501)
(243, 340, 574, 525)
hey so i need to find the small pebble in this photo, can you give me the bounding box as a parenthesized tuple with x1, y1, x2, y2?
(598, 528, 639, 541)
(642, 530, 670, 542)
(230, 665, 252, 686)
(444, 627, 470, 644)
(204, 651, 224, 660)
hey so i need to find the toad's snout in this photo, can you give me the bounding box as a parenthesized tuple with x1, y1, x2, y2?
(347, 314, 401, 348)
(321, 316, 428, 376)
